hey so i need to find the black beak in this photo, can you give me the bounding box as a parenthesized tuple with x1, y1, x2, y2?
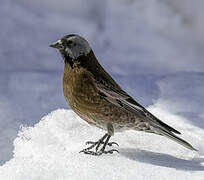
(49, 40, 62, 49)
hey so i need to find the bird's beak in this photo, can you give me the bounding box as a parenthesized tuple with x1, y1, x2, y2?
(49, 40, 62, 49)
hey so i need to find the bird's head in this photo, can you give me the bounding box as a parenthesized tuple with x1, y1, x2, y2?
(50, 34, 91, 64)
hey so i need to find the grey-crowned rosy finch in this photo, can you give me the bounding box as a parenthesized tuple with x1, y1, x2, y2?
(50, 34, 197, 155)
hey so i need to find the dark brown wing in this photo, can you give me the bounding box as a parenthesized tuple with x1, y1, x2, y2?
(96, 81, 181, 135)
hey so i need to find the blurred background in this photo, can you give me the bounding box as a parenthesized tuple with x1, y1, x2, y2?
(0, 0, 204, 165)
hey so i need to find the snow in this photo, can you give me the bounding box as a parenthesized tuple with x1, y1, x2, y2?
(0, 109, 203, 180)
(0, 0, 204, 178)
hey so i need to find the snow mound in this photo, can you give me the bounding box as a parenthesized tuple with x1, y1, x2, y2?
(0, 108, 203, 180)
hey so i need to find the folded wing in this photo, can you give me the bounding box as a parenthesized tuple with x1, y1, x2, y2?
(96, 81, 197, 151)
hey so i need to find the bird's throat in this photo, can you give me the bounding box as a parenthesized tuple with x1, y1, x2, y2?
(62, 53, 74, 68)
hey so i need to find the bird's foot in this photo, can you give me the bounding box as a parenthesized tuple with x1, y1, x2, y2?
(85, 141, 119, 147)
(80, 149, 119, 156)
(79, 133, 119, 156)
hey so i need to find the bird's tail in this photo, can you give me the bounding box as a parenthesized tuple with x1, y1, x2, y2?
(154, 126, 198, 151)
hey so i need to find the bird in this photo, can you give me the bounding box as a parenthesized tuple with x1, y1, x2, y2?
(50, 34, 197, 155)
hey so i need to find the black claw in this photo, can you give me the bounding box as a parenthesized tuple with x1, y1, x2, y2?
(107, 142, 119, 147)
(79, 149, 119, 156)
(109, 149, 119, 154)
(85, 141, 119, 147)
(83, 151, 98, 155)
(85, 141, 95, 145)
(103, 149, 119, 154)
(79, 149, 101, 156)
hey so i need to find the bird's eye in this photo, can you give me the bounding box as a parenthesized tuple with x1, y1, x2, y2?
(67, 40, 73, 45)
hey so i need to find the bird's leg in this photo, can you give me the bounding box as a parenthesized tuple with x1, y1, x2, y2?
(79, 133, 119, 156)
(85, 123, 119, 147)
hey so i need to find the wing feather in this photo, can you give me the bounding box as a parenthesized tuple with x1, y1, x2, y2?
(96, 81, 181, 135)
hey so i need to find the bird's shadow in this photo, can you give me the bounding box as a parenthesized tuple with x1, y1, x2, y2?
(120, 148, 204, 171)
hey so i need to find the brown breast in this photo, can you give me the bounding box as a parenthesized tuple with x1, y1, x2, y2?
(62, 64, 105, 124)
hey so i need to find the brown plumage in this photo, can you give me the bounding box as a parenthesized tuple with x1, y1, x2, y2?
(50, 34, 197, 155)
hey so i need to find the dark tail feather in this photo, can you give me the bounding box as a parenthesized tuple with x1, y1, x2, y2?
(146, 111, 181, 134)
(156, 120, 181, 134)
(155, 127, 198, 151)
